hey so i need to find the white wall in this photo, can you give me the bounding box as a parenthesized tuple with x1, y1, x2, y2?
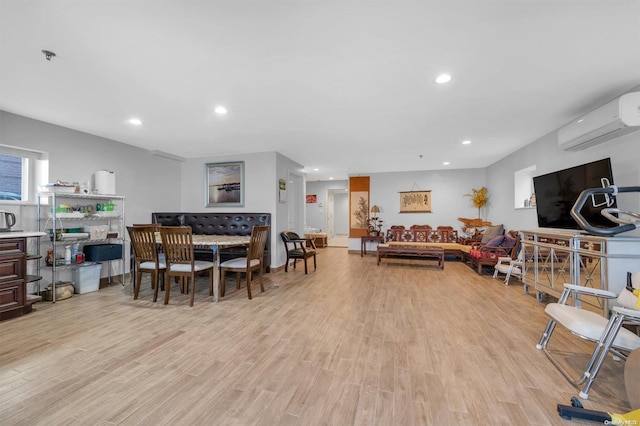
(345, 168, 487, 250)
(180, 151, 305, 269)
(1, 111, 307, 273)
(0, 110, 182, 285)
(0, 111, 183, 226)
(486, 124, 640, 237)
(181, 152, 277, 212)
(334, 192, 349, 234)
(275, 152, 306, 267)
(305, 179, 348, 231)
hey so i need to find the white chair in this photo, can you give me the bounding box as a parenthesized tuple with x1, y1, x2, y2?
(536, 272, 640, 399)
(492, 246, 524, 284)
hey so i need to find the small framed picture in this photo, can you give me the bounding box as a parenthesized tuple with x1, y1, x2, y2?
(205, 161, 244, 207)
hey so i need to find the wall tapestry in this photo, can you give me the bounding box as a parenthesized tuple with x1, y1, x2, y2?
(399, 190, 431, 213)
(350, 191, 369, 228)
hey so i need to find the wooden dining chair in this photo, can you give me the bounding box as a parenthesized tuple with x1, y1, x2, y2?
(127, 225, 166, 302)
(219, 225, 270, 299)
(159, 226, 215, 306)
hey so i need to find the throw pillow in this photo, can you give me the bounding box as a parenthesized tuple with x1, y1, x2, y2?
(481, 225, 504, 244)
(485, 235, 505, 247)
(501, 234, 518, 248)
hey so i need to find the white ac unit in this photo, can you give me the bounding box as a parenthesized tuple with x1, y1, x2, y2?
(558, 91, 640, 151)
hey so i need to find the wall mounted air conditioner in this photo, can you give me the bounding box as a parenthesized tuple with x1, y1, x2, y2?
(558, 91, 640, 151)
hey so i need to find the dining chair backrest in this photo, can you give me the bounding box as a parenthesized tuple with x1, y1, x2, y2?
(159, 226, 195, 267)
(247, 226, 270, 266)
(127, 225, 166, 302)
(133, 223, 161, 230)
(127, 225, 161, 265)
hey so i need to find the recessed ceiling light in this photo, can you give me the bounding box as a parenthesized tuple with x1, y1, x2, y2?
(443, 161, 450, 166)
(214, 105, 228, 115)
(313, 168, 319, 171)
(329, 177, 334, 180)
(435, 73, 452, 84)
(462, 140, 471, 145)
(128, 118, 142, 126)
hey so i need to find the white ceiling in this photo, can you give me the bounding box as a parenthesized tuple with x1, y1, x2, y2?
(1, 1, 639, 181)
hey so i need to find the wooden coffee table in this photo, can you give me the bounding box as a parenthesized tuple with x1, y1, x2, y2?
(377, 244, 445, 268)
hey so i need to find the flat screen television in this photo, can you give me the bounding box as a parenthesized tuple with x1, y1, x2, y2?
(533, 158, 616, 230)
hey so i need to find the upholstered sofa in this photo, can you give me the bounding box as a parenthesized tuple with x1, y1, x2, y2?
(152, 212, 271, 272)
(382, 224, 515, 275)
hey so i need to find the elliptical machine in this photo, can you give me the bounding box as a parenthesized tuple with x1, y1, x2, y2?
(571, 185, 640, 236)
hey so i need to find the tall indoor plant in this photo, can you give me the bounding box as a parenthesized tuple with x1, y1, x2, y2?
(465, 187, 488, 219)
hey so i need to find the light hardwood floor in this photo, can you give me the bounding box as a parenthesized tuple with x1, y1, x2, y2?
(0, 248, 632, 425)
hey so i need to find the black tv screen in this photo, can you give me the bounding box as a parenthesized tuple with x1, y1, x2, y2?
(533, 158, 616, 230)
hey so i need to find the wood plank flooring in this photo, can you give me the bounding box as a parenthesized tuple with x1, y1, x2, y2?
(0, 248, 632, 425)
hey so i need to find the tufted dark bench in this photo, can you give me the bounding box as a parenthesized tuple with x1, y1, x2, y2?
(152, 212, 271, 272)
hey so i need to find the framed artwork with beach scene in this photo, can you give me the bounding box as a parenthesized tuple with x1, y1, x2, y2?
(206, 161, 244, 207)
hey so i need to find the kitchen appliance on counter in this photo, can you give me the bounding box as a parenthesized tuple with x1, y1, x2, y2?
(0, 211, 16, 231)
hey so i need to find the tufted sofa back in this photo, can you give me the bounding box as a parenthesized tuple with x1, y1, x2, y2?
(152, 212, 270, 235)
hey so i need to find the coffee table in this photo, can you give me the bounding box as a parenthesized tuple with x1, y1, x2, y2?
(377, 244, 445, 268)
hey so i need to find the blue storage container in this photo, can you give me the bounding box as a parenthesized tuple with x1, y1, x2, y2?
(84, 244, 122, 262)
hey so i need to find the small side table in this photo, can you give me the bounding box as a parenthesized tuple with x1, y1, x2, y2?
(361, 235, 385, 257)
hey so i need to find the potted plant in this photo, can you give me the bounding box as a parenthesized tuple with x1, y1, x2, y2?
(465, 187, 488, 219)
(367, 217, 384, 236)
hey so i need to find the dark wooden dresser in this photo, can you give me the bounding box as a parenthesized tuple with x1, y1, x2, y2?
(0, 233, 44, 321)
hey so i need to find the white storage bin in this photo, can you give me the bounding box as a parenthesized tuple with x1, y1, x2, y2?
(72, 263, 102, 294)
(83, 225, 109, 240)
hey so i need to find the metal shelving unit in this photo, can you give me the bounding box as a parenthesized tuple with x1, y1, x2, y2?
(36, 192, 126, 302)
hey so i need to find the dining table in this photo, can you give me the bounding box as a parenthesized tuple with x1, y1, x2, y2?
(155, 233, 251, 302)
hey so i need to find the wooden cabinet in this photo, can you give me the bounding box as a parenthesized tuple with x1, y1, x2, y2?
(521, 229, 640, 316)
(0, 237, 33, 321)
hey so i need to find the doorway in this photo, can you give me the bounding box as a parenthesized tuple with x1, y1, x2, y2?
(288, 171, 304, 235)
(327, 189, 349, 247)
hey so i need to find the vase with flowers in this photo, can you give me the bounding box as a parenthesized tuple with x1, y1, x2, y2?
(464, 187, 489, 219)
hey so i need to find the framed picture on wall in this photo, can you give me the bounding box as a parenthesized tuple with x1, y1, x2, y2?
(399, 190, 431, 213)
(205, 161, 244, 207)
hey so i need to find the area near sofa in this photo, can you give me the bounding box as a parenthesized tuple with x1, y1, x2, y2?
(371, 223, 520, 275)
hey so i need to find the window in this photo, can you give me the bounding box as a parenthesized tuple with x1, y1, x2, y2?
(0, 145, 48, 204)
(514, 165, 536, 209)
(0, 154, 23, 200)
